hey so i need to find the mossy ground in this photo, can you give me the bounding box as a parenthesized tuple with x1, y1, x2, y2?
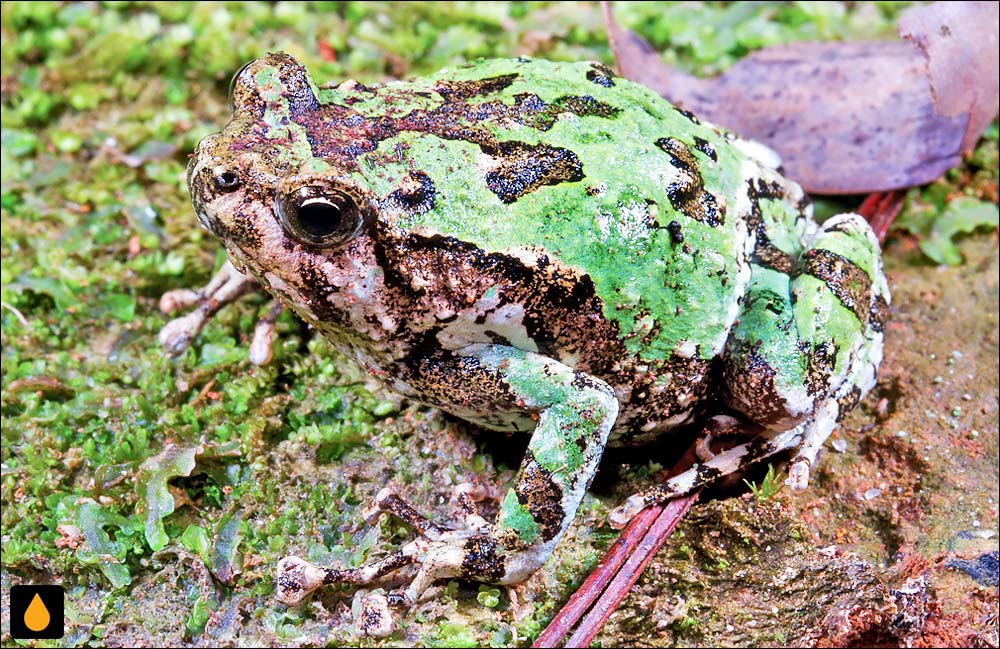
(2, 2, 996, 647)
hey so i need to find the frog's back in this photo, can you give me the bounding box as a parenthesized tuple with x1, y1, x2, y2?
(317, 58, 801, 369)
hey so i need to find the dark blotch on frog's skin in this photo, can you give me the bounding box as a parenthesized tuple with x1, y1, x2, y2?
(513, 450, 565, 542)
(293, 259, 354, 329)
(746, 178, 798, 275)
(835, 385, 862, 421)
(722, 338, 792, 428)
(380, 171, 436, 216)
(803, 341, 838, 398)
(225, 206, 265, 251)
(553, 95, 621, 119)
(403, 337, 517, 411)
(460, 536, 506, 581)
(869, 294, 888, 334)
(656, 137, 725, 227)
(435, 73, 520, 101)
(512, 93, 622, 131)
(481, 141, 584, 204)
(693, 136, 718, 162)
(667, 220, 684, 243)
(796, 248, 873, 327)
(675, 107, 701, 124)
(695, 463, 723, 484)
(586, 63, 617, 88)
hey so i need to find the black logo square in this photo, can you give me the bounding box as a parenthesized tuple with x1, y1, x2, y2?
(9, 584, 64, 639)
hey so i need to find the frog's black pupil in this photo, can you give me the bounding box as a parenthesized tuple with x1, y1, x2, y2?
(296, 200, 343, 239)
(214, 171, 239, 191)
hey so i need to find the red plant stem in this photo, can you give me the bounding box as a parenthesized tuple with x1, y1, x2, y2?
(534, 447, 701, 648)
(563, 490, 700, 648)
(531, 504, 662, 648)
(858, 190, 907, 243)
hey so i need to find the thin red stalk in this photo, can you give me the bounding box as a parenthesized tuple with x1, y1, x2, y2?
(858, 190, 907, 243)
(534, 450, 700, 648)
(564, 490, 700, 648)
(532, 504, 662, 648)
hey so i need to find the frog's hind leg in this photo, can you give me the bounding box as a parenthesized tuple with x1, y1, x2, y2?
(611, 211, 888, 527)
(722, 210, 888, 478)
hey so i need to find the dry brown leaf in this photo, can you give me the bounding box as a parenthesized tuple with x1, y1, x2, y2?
(898, 1, 1000, 154)
(603, 2, 999, 195)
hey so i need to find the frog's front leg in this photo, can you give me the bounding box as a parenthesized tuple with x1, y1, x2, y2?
(159, 259, 283, 364)
(276, 343, 619, 605)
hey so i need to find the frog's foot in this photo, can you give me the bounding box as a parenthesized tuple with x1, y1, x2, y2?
(276, 484, 505, 606)
(158, 260, 281, 363)
(609, 425, 807, 529)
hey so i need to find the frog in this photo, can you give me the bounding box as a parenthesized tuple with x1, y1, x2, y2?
(161, 52, 889, 608)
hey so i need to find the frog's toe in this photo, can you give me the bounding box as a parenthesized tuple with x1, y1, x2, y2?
(156, 260, 265, 358)
(159, 287, 200, 314)
(275, 555, 328, 605)
(608, 494, 650, 529)
(354, 590, 395, 637)
(249, 301, 283, 365)
(158, 310, 207, 356)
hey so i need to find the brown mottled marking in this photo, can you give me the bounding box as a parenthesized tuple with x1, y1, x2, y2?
(513, 450, 565, 542)
(746, 178, 797, 274)
(796, 248, 873, 326)
(461, 536, 505, 581)
(836, 385, 862, 420)
(586, 63, 617, 87)
(722, 339, 793, 427)
(435, 74, 520, 100)
(379, 171, 436, 216)
(869, 293, 889, 334)
(655, 137, 724, 226)
(481, 141, 584, 204)
(803, 341, 837, 398)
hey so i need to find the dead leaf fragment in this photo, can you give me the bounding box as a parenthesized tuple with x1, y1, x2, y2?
(602, 1, 999, 195)
(898, 1, 1000, 153)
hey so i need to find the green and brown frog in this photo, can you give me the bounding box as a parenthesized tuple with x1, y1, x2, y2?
(160, 53, 889, 609)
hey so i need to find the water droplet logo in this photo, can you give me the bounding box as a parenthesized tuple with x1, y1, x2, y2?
(10, 584, 64, 639)
(25, 592, 51, 631)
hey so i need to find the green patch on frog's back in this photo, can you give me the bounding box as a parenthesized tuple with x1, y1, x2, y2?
(346, 59, 755, 363)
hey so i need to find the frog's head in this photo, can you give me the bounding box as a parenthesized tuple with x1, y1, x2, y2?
(188, 52, 371, 250)
(186, 53, 415, 341)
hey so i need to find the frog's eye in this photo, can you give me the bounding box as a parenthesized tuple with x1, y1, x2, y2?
(212, 170, 241, 192)
(276, 185, 364, 248)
